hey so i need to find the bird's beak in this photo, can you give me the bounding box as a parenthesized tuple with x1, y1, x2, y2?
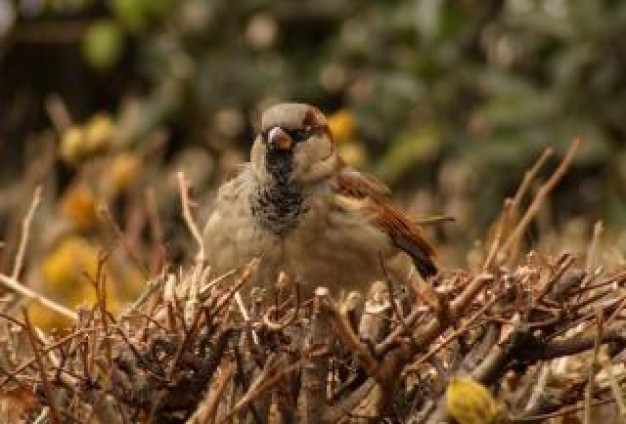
(267, 127, 293, 151)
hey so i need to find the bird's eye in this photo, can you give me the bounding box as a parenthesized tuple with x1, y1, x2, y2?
(290, 127, 313, 142)
(261, 126, 316, 144)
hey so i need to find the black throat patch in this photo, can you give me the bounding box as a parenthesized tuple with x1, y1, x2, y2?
(251, 149, 306, 236)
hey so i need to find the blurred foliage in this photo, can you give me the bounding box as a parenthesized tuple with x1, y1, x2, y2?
(1, 0, 626, 325)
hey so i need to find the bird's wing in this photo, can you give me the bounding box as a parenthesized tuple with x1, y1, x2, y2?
(335, 167, 438, 279)
(335, 167, 392, 198)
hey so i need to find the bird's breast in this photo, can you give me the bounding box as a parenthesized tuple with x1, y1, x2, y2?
(251, 149, 308, 236)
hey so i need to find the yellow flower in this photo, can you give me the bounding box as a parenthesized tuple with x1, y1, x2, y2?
(42, 236, 100, 295)
(328, 109, 357, 143)
(27, 302, 74, 331)
(60, 184, 98, 231)
(84, 113, 116, 153)
(446, 376, 504, 424)
(37, 236, 100, 329)
(58, 114, 116, 164)
(109, 152, 141, 192)
(59, 125, 86, 164)
(36, 235, 127, 329)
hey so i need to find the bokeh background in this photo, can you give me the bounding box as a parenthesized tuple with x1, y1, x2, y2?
(0, 0, 625, 326)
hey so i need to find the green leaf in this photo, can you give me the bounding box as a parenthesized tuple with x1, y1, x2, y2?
(81, 19, 124, 71)
(111, 0, 149, 32)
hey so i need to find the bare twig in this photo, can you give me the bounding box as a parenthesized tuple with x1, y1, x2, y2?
(187, 364, 234, 424)
(504, 148, 553, 263)
(317, 288, 380, 378)
(45, 95, 73, 131)
(0, 274, 77, 320)
(586, 221, 604, 272)
(512, 397, 618, 422)
(301, 289, 334, 423)
(97, 203, 149, 279)
(510, 148, 554, 209)
(262, 279, 300, 331)
(412, 293, 499, 368)
(482, 201, 507, 270)
(600, 350, 626, 423)
(379, 253, 412, 338)
(221, 356, 301, 423)
(22, 309, 60, 424)
(121, 274, 165, 318)
(584, 310, 603, 424)
(11, 186, 41, 280)
(414, 215, 456, 226)
(177, 171, 205, 263)
(501, 138, 582, 258)
(234, 292, 259, 345)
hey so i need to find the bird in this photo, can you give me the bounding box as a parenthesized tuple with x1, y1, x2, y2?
(203, 103, 437, 294)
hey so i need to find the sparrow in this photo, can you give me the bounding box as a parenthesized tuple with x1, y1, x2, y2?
(203, 103, 437, 293)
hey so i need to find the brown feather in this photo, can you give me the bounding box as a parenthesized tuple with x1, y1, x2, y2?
(336, 167, 438, 279)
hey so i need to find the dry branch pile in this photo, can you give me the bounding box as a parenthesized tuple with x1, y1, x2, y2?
(0, 140, 625, 424)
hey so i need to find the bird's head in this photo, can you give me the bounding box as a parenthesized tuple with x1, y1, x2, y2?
(251, 103, 340, 186)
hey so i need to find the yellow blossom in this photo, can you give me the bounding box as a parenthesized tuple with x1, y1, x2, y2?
(60, 184, 98, 230)
(59, 126, 86, 164)
(446, 376, 504, 424)
(328, 109, 357, 143)
(110, 152, 141, 191)
(42, 236, 99, 294)
(84, 113, 116, 152)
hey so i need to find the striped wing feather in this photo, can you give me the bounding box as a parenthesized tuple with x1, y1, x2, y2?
(335, 167, 437, 279)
